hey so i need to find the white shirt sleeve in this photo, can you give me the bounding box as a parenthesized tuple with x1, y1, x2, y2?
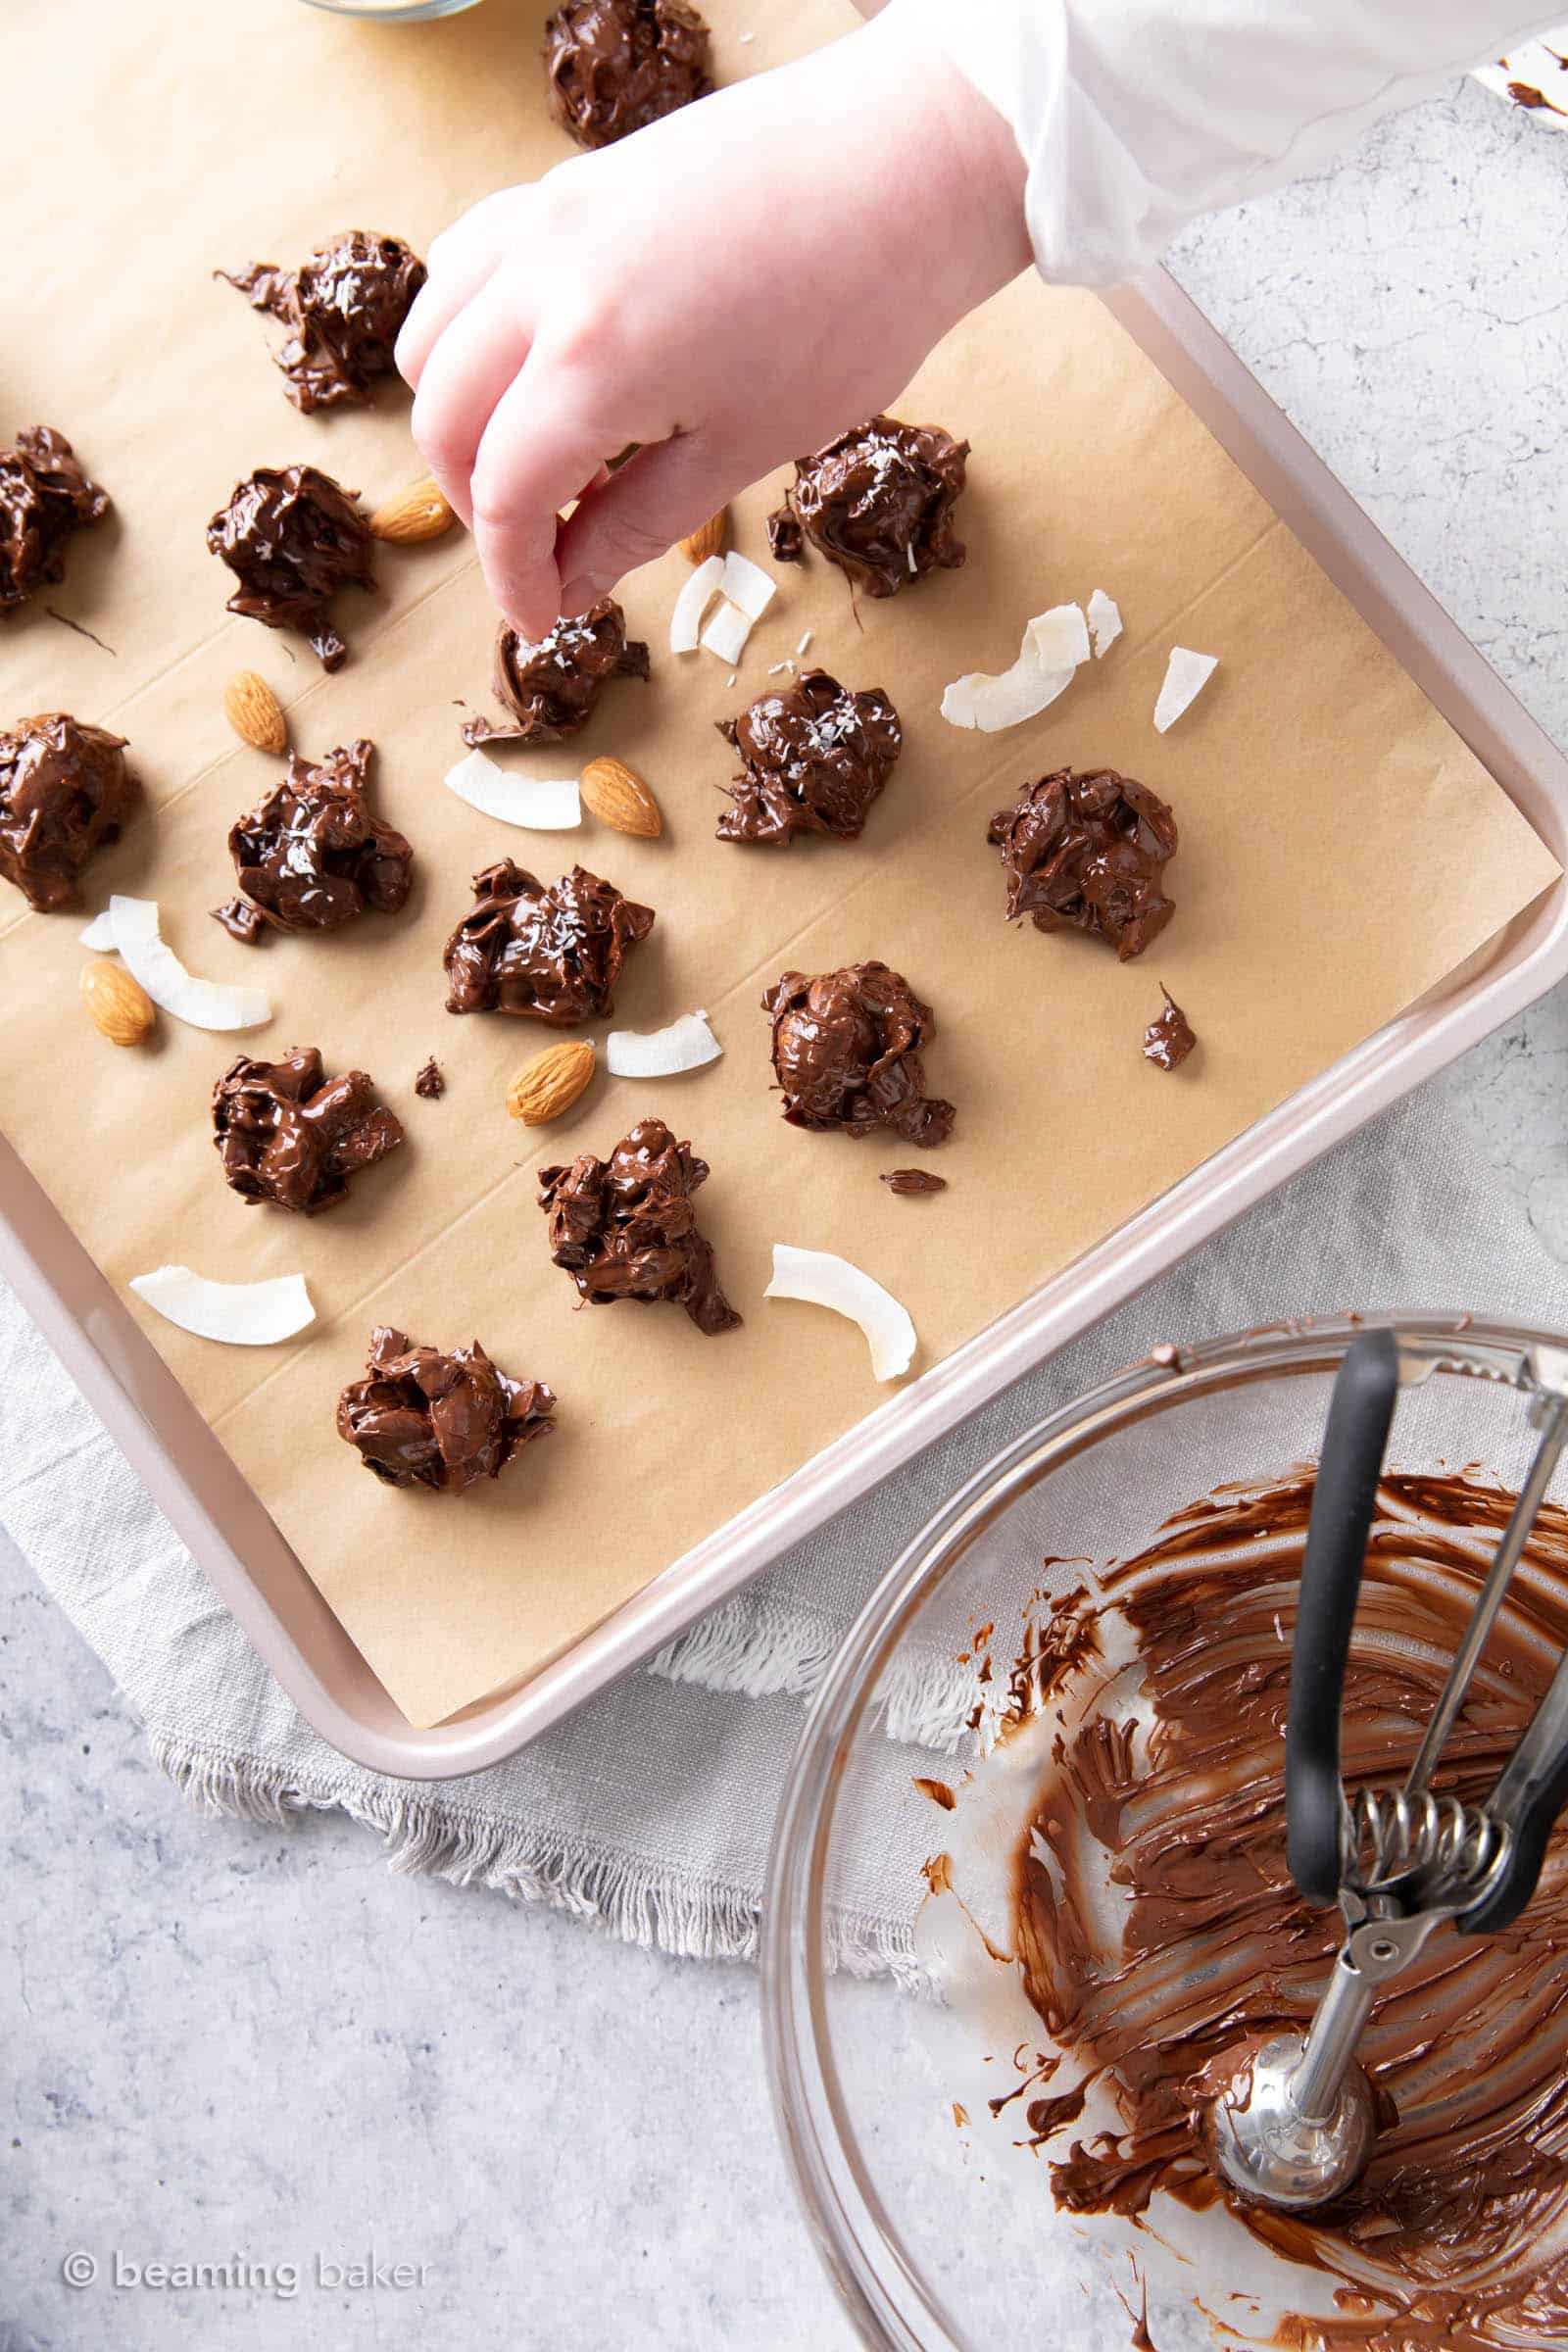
(894, 0, 1565, 284)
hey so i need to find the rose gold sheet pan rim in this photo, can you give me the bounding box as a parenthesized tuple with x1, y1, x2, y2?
(4, 265, 1567, 1780)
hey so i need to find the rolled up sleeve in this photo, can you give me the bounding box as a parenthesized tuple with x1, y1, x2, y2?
(895, 0, 1564, 283)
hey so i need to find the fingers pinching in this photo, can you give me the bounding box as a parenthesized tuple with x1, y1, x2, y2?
(410, 276, 535, 527)
(396, 187, 533, 388)
(468, 368, 620, 641)
(553, 436, 736, 610)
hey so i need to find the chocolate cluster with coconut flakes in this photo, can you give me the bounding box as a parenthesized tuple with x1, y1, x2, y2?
(763, 963, 955, 1148)
(543, 0, 712, 150)
(539, 1118, 741, 1335)
(0, 426, 111, 618)
(443, 859, 654, 1023)
(462, 601, 649, 747)
(337, 1325, 556, 1493)
(987, 766, 1178, 961)
(0, 712, 138, 913)
(716, 669, 902, 845)
(215, 739, 413, 942)
(219, 232, 427, 414)
(767, 416, 968, 597)
(207, 465, 374, 671)
(213, 1049, 404, 1215)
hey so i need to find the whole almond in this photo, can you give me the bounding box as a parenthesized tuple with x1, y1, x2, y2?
(507, 1039, 596, 1126)
(223, 670, 288, 756)
(580, 756, 662, 839)
(81, 957, 156, 1048)
(369, 474, 457, 545)
(679, 511, 727, 564)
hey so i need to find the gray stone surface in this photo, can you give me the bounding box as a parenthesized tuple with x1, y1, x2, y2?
(3, 71, 1565, 2352)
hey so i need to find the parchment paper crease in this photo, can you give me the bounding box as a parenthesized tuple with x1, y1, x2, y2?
(0, 0, 1556, 1725)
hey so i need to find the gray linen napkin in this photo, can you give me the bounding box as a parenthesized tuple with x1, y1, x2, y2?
(4, 1069, 1565, 1979)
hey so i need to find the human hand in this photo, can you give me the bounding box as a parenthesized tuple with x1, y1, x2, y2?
(398, 4, 1028, 640)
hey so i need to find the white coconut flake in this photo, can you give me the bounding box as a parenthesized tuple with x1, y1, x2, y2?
(941, 658, 1075, 734)
(443, 748, 581, 829)
(78, 909, 117, 950)
(1024, 602, 1092, 672)
(764, 1243, 916, 1382)
(1086, 589, 1123, 657)
(726, 673, 738, 689)
(718, 551, 777, 622)
(941, 602, 1091, 733)
(109, 897, 270, 1032)
(605, 1008, 722, 1079)
(1154, 646, 1218, 733)
(796, 630, 813, 657)
(701, 598, 754, 665)
(129, 1265, 314, 1346)
(670, 554, 725, 654)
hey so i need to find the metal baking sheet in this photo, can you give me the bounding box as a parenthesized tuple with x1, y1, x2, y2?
(5, 266, 1567, 1775)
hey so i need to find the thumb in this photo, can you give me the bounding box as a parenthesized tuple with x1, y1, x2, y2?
(553, 434, 738, 613)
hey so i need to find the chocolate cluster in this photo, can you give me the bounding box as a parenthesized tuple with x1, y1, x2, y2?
(543, 0, 712, 150)
(337, 1326, 557, 1493)
(1143, 988, 1196, 1071)
(882, 1168, 947, 1197)
(767, 416, 968, 597)
(716, 670, 902, 846)
(207, 465, 374, 671)
(539, 1118, 741, 1335)
(443, 860, 654, 1023)
(0, 426, 111, 618)
(213, 1049, 404, 1215)
(462, 601, 650, 747)
(0, 712, 138, 912)
(763, 963, 955, 1148)
(216, 739, 413, 941)
(219, 231, 427, 414)
(986, 767, 1178, 961)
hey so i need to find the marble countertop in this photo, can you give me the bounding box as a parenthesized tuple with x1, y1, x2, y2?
(4, 71, 1566, 2352)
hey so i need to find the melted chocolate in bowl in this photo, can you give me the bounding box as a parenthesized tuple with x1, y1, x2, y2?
(1010, 1472, 1568, 2349)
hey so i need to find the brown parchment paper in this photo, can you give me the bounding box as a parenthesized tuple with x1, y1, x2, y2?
(1, 0, 1558, 1727)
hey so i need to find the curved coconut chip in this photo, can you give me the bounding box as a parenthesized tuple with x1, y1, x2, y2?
(718, 552, 777, 622)
(1154, 646, 1218, 733)
(763, 1243, 916, 1382)
(1086, 588, 1123, 657)
(605, 1008, 722, 1079)
(109, 897, 270, 1031)
(443, 748, 581, 829)
(700, 598, 755, 665)
(670, 554, 725, 654)
(129, 1265, 315, 1345)
(942, 602, 1090, 733)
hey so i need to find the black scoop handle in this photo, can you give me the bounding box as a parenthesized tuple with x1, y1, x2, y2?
(1286, 1329, 1401, 1906)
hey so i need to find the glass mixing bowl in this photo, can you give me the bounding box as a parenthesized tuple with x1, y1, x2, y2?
(299, 0, 480, 19)
(762, 1313, 1568, 2352)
